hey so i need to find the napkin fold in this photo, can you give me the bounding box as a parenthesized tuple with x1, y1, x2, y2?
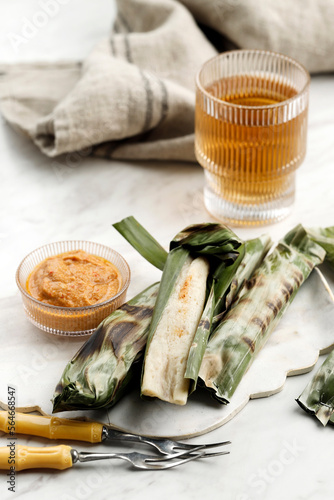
(1, 0, 333, 163)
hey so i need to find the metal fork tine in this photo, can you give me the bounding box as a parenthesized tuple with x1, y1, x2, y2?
(144, 445, 205, 462)
(197, 450, 230, 458)
(144, 452, 206, 470)
(73, 445, 229, 471)
(172, 440, 231, 451)
(106, 429, 231, 456)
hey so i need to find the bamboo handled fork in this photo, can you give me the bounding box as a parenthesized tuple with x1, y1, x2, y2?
(0, 412, 230, 471)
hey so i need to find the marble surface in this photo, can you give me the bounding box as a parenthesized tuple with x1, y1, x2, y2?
(1, 2, 334, 499)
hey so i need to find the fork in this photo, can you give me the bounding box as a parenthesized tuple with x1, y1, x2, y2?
(71, 447, 207, 470)
(105, 429, 231, 456)
(0, 412, 230, 457)
(0, 444, 219, 471)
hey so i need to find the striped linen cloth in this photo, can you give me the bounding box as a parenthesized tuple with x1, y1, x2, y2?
(0, 0, 333, 162)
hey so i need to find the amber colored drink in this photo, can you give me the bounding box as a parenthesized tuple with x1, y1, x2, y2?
(195, 51, 310, 225)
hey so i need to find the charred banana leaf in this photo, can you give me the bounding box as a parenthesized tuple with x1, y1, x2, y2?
(141, 223, 244, 405)
(199, 225, 326, 404)
(297, 226, 334, 424)
(185, 234, 272, 391)
(53, 283, 159, 412)
(307, 226, 334, 270)
(114, 217, 273, 402)
(114, 219, 244, 405)
(296, 349, 334, 426)
(217, 235, 273, 323)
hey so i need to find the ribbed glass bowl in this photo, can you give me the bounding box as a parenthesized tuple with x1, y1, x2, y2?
(15, 241, 131, 337)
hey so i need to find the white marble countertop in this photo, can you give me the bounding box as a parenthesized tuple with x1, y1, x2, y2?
(1, 2, 334, 499)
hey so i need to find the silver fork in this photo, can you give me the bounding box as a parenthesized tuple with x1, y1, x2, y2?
(0, 412, 230, 459)
(104, 428, 231, 456)
(0, 445, 228, 472)
(71, 446, 219, 470)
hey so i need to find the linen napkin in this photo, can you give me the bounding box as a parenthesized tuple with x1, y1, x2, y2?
(0, 0, 333, 163)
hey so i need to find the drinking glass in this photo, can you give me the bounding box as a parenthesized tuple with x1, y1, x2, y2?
(195, 50, 310, 225)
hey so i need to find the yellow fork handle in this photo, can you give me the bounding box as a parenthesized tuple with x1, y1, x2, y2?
(0, 412, 103, 443)
(0, 445, 73, 471)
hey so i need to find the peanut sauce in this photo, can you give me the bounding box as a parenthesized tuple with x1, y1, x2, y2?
(27, 250, 122, 307)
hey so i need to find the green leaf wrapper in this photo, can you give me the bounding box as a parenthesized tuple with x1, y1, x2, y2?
(114, 217, 272, 400)
(185, 234, 272, 392)
(113, 216, 168, 271)
(296, 349, 334, 426)
(307, 226, 334, 270)
(52, 283, 159, 412)
(199, 225, 326, 404)
(140, 223, 244, 403)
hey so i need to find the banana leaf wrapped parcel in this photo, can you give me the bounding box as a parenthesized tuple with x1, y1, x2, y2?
(53, 283, 159, 412)
(295, 227, 334, 426)
(199, 225, 326, 404)
(307, 226, 334, 270)
(114, 217, 271, 405)
(185, 234, 272, 392)
(126, 221, 244, 405)
(296, 349, 334, 426)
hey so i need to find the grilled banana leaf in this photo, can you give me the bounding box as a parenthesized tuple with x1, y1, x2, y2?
(307, 226, 334, 270)
(114, 218, 274, 403)
(53, 283, 159, 412)
(114, 218, 247, 320)
(296, 349, 334, 426)
(199, 225, 326, 404)
(217, 235, 273, 324)
(185, 234, 272, 391)
(122, 221, 244, 405)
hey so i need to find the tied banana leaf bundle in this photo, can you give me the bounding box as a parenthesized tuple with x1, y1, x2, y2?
(296, 349, 334, 426)
(199, 225, 326, 404)
(114, 217, 271, 405)
(53, 283, 159, 412)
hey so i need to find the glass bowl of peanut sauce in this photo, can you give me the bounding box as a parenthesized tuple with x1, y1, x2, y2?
(16, 241, 131, 337)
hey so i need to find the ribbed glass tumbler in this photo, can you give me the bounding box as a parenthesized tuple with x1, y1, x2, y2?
(195, 50, 310, 225)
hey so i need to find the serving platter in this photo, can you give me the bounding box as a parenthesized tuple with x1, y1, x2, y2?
(1, 267, 334, 438)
